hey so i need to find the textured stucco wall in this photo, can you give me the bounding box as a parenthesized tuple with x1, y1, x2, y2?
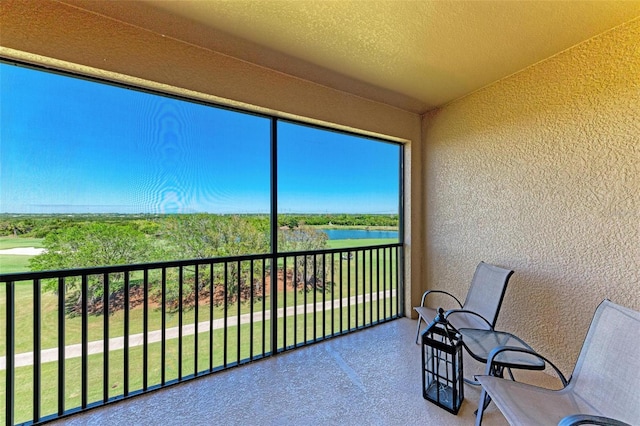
(422, 19, 640, 373)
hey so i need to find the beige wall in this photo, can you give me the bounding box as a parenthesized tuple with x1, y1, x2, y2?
(422, 18, 640, 372)
(0, 0, 424, 316)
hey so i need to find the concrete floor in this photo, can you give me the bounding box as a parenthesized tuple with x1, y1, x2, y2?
(50, 318, 557, 426)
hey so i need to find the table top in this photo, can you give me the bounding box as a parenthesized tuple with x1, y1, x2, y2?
(458, 328, 546, 370)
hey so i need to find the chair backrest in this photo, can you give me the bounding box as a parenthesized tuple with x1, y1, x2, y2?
(461, 262, 514, 329)
(568, 300, 640, 424)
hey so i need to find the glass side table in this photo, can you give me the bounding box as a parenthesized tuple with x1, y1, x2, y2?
(458, 328, 545, 371)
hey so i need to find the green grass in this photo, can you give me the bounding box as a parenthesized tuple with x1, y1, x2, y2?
(326, 238, 396, 249)
(0, 237, 43, 274)
(0, 255, 33, 274)
(0, 237, 44, 250)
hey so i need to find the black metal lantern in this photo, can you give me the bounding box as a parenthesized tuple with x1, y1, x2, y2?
(421, 307, 464, 414)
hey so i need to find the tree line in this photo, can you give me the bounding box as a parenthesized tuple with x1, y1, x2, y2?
(0, 213, 398, 238)
(16, 214, 390, 316)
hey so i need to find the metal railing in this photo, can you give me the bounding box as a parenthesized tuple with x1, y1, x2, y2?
(1, 243, 402, 425)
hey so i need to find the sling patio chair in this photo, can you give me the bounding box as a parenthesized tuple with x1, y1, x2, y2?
(414, 261, 514, 344)
(475, 299, 640, 426)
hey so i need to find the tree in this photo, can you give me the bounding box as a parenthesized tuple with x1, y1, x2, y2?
(160, 214, 269, 306)
(29, 222, 156, 315)
(278, 226, 330, 291)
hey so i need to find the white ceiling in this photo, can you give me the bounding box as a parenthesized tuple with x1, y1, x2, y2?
(66, 0, 640, 114)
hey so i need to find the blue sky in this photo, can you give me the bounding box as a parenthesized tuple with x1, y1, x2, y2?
(0, 63, 400, 214)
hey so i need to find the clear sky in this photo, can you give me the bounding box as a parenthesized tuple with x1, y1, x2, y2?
(0, 63, 400, 215)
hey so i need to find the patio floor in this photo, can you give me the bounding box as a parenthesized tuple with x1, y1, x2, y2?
(49, 317, 557, 425)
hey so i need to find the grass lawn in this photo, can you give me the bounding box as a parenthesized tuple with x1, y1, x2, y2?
(0, 237, 43, 274)
(0, 237, 44, 250)
(0, 255, 33, 274)
(326, 238, 395, 249)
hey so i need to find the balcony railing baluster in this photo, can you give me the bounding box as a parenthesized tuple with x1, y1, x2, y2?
(223, 263, 228, 368)
(124, 271, 130, 396)
(6, 280, 15, 426)
(321, 253, 326, 338)
(303, 255, 307, 343)
(293, 256, 298, 348)
(33, 279, 41, 423)
(57, 276, 65, 418)
(81, 274, 89, 408)
(355, 250, 359, 329)
(161, 267, 166, 386)
(249, 260, 254, 361)
(103, 273, 110, 402)
(209, 262, 214, 372)
(177, 266, 183, 381)
(1, 243, 401, 425)
(194, 264, 199, 377)
(262, 258, 267, 356)
(143, 269, 149, 389)
(283, 257, 287, 348)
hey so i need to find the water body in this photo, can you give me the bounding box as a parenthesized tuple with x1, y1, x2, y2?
(322, 229, 398, 240)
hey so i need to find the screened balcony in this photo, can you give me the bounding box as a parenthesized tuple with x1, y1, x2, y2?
(1, 1, 639, 425)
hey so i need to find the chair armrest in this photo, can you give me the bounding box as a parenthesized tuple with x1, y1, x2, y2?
(444, 309, 493, 329)
(558, 414, 632, 426)
(484, 345, 568, 386)
(419, 290, 463, 308)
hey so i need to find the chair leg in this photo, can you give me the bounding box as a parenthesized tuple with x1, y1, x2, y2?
(415, 315, 423, 344)
(475, 387, 489, 426)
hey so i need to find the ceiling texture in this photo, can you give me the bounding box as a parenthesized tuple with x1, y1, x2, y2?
(64, 0, 640, 114)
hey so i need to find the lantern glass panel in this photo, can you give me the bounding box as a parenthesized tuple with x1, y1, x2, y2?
(421, 320, 464, 414)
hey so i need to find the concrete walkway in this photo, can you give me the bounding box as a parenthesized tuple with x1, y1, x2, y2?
(1, 290, 393, 369)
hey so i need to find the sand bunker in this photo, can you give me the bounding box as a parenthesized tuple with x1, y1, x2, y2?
(0, 247, 46, 255)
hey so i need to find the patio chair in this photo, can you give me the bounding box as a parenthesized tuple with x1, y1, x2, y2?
(475, 299, 640, 426)
(413, 261, 513, 343)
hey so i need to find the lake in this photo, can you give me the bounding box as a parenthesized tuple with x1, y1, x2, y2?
(322, 229, 399, 240)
